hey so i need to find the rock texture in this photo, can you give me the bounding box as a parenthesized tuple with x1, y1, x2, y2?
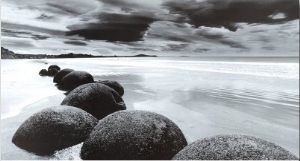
(12, 105, 98, 156)
(53, 68, 74, 84)
(48, 68, 59, 76)
(61, 83, 126, 119)
(80, 110, 187, 160)
(60, 71, 94, 90)
(172, 134, 299, 160)
(1, 47, 16, 59)
(96, 80, 124, 96)
(39, 69, 48, 76)
(48, 65, 60, 71)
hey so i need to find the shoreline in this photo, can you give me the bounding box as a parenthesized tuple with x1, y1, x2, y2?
(1, 57, 299, 159)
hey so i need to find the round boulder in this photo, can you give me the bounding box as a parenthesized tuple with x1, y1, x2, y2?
(53, 68, 74, 84)
(60, 71, 94, 90)
(80, 110, 188, 160)
(12, 105, 98, 156)
(48, 65, 60, 71)
(48, 68, 59, 76)
(172, 134, 298, 160)
(61, 83, 126, 119)
(96, 80, 124, 96)
(39, 69, 48, 76)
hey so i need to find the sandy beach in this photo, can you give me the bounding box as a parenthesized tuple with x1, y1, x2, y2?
(1, 57, 299, 160)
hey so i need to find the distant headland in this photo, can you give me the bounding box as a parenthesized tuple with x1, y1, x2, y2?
(1, 47, 157, 59)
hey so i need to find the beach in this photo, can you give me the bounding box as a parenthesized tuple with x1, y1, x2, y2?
(1, 57, 299, 160)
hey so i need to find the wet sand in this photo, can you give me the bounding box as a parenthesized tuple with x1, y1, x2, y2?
(1, 58, 299, 159)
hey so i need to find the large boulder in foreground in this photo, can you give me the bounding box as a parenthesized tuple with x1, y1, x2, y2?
(60, 71, 94, 90)
(53, 68, 74, 84)
(96, 80, 124, 96)
(172, 134, 298, 160)
(80, 110, 187, 160)
(61, 83, 126, 119)
(12, 105, 98, 156)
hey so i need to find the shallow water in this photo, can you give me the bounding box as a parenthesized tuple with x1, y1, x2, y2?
(1, 57, 299, 159)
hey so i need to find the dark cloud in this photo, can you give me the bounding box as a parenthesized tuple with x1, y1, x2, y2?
(2, 29, 49, 40)
(64, 41, 88, 46)
(46, 3, 82, 15)
(148, 32, 192, 43)
(197, 30, 248, 49)
(99, 0, 139, 10)
(193, 48, 210, 52)
(163, 0, 299, 31)
(129, 47, 157, 51)
(250, 30, 265, 34)
(219, 39, 248, 49)
(257, 36, 271, 43)
(36, 14, 54, 20)
(2, 22, 64, 36)
(2, 39, 35, 49)
(121, 7, 134, 13)
(166, 36, 192, 42)
(262, 46, 275, 50)
(163, 43, 189, 51)
(66, 12, 156, 42)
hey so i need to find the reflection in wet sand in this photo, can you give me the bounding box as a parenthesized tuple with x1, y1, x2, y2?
(1, 57, 299, 159)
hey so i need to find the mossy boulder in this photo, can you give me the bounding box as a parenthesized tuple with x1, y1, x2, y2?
(80, 110, 187, 160)
(48, 65, 60, 71)
(61, 83, 126, 119)
(96, 80, 124, 96)
(53, 68, 74, 84)
(60, 71, 94, 90)
(172, 134, 298, 160)
(12, 105, 98, 156)
(39, 69, 48, 76)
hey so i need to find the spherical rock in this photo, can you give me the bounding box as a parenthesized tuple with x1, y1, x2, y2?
(96, 80, 124, 96)
(61, 83, 126, 119)
(12, 105, 98, 156)
(39, 69, 48, 76)
(172, 134, 298, 160)
(48, 65, 60, 71)
(60, 71, 94, 90)
(53, 68, 74, 84)
(80, 110, 187, 160)
(48, 68, 59, 76)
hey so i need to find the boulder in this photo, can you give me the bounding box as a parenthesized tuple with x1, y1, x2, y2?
(12, 105, 98, 156)
(96, 80, 124, 96)
(48, 68, 59, 76)
(39, 69, 48, 76)
(53, 68, 74, 84)
(61, 83, 126, 119)
(80, 110, 187, 160)
(60, 71, 94, 90)
(48, 65, 60, 71)
(172, 134, 298, 160)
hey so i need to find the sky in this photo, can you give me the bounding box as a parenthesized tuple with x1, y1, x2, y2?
(1, 0, 299, 56)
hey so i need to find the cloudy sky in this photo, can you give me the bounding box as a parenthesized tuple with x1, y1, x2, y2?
(1, 0, 299, 56)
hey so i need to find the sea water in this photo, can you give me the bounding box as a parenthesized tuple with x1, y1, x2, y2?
(1, 57, 299, 159)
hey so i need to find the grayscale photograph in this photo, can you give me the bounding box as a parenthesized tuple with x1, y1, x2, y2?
(1, 0, 299, 160)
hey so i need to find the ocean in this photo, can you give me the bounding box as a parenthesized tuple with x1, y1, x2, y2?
(1, 57, 299, 159)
